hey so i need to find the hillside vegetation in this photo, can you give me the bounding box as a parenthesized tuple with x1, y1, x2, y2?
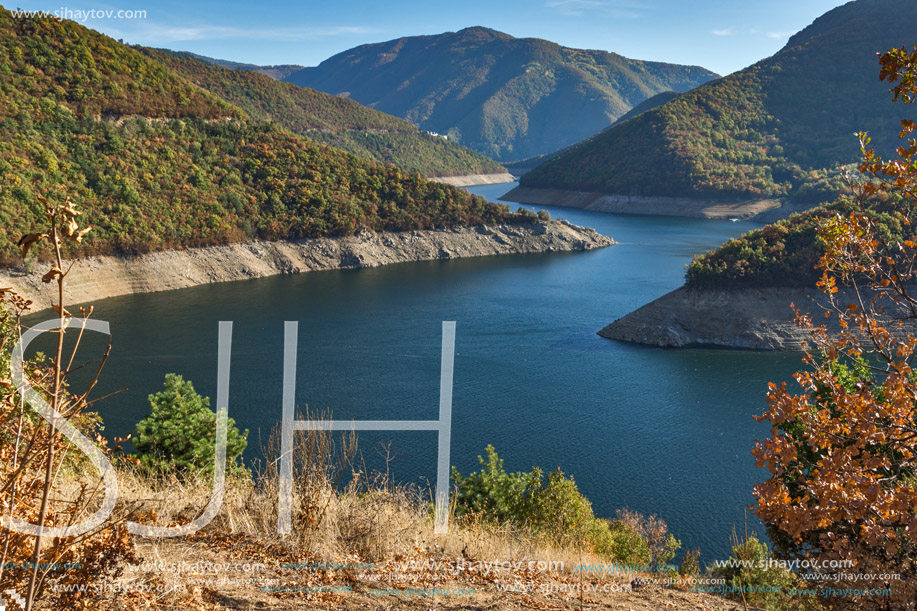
(522, 0, 915, 204)
(165, 49, 305, 80)
(0, 9, 519, 265)
(505, 92, 686, 173)
(146, 49, 505, 177)
(684, 194, 908, 289)
(610, 90, 682, 125)
(286, 26, 717, 161)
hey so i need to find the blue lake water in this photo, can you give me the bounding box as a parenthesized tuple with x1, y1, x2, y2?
(28, 182, 805, 560)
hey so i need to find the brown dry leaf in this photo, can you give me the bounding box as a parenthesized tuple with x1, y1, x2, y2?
(72, 226, 92, 243)
(42, 266, 63, 283)
(16, 232, 44, 258)
(63, 217, 78, 237)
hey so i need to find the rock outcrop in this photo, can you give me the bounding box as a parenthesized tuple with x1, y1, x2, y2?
(598, 286, 860, 350)
(3, 221, 613, 312)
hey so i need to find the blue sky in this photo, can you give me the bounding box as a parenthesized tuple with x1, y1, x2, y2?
(15, 0, 850, 75)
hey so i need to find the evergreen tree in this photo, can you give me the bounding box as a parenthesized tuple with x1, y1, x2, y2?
(134, 374, 248, 475)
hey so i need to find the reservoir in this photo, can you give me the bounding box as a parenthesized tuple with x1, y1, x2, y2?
(31, 182, 804, 560)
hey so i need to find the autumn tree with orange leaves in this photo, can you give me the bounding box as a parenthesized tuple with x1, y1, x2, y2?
(753, 47, 917, 610)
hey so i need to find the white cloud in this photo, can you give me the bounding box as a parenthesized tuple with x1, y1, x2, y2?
(765, 30, 796, 39)
(713, 27, 796, 40)
(545, 0, 643, 19)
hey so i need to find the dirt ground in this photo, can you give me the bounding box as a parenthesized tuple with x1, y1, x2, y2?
(96, 531, 749, 611)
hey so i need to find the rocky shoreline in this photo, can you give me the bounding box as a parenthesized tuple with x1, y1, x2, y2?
(598, 285, 854, 350)
(429, 173, 516, 187)
(2, 221, 613, 312)
(502, 186, 784, 220)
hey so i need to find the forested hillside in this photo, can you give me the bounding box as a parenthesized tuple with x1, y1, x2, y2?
(683, 194, 907, 289)
(163, 50, 305, 80)
(609, 91, 681, 126)
(146, 49, 505, 177)
(0, 9, 517, 264)
(506, 91, 685, 174)
(521, 0, 915, 204)
(286, 26, 717, 161)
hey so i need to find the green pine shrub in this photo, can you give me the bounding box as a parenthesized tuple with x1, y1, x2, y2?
(133, 373, 248, 476)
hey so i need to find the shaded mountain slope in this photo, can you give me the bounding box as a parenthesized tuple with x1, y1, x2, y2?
(286, 26, 717, 161)
(521, 0, 916, 205)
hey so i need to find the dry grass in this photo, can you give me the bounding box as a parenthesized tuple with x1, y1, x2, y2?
(52, 426, 746, 611)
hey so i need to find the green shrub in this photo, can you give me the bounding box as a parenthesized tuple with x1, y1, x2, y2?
(452, 446, 593, 545)
(453, 446, 598, 543)
(452, 446, 679, 564)
(679, 548, 701, 576)
(133, 373, 248, 476)
(614, 508, 681, 569)
(711, 534, 822, 611)
(451, 445, 541, 525)
(588, 518, 650, 565)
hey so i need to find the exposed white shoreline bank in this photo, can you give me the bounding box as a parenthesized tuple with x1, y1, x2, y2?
(502, 186, 784, 220)
(429, 173, 516, 187)
(2, 221, 613, 313)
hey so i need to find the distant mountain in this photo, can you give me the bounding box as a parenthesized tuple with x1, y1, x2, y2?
(285, 27, 718, 161)
(0, 8, 519, 263)
(520, 0, 916, 205)
(158, 49, 305, 80)
(609, 91, 681, 125)
(506, 91, 685, 173)
(144, 49, 505, 177)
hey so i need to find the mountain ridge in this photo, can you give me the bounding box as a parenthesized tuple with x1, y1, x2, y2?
(142, 48, 506, 178)
(517, 0, 914, 208)
(151, 49, 306, 80)
(284, 27, 718, 161)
